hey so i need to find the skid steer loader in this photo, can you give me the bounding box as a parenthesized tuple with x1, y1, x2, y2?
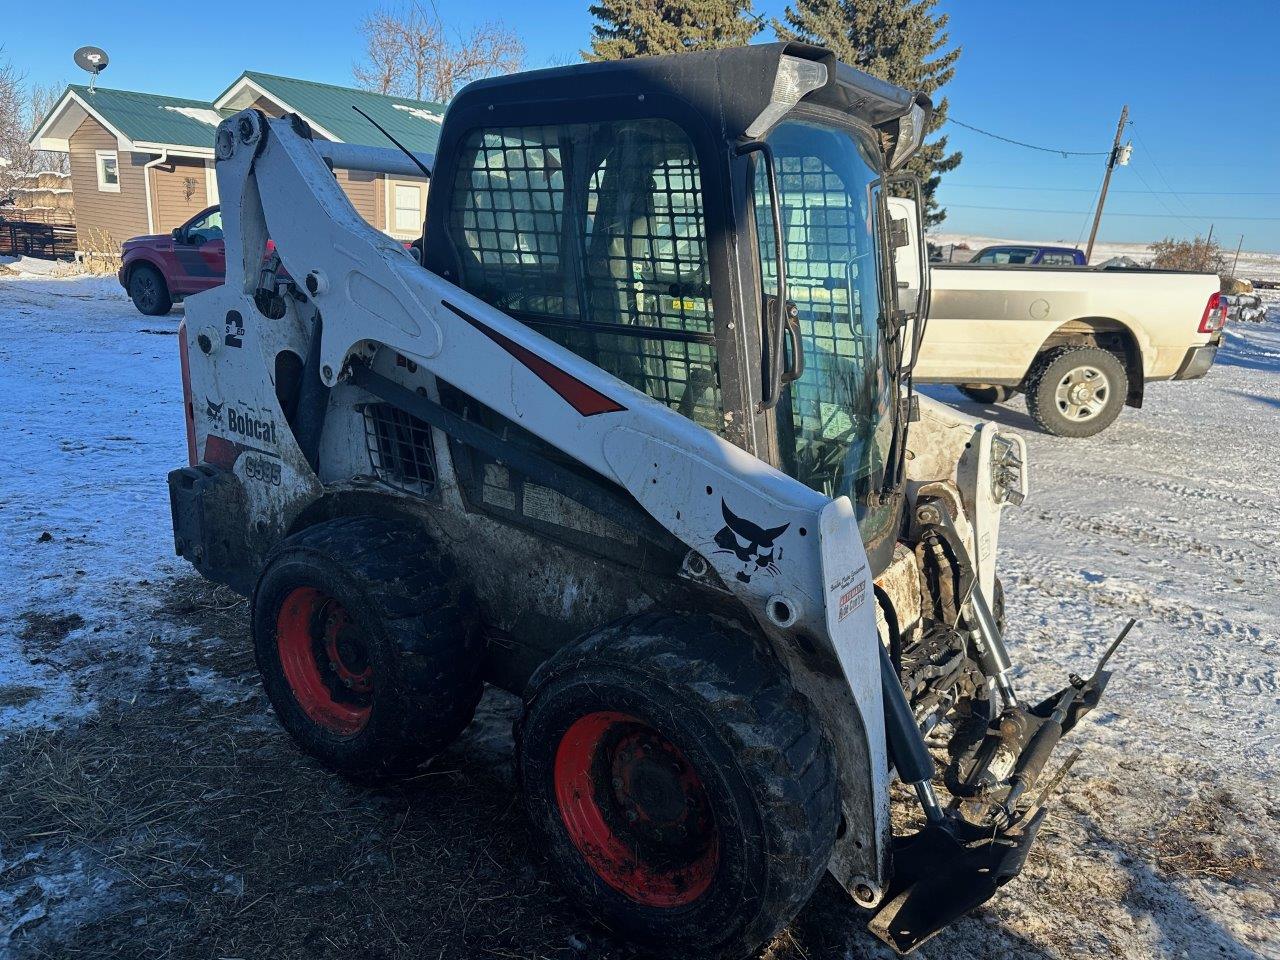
(167, 43, 1121, 958)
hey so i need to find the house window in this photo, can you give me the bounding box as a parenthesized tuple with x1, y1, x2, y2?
(95, 150, 120, 193)
(393, 184, 422, 233)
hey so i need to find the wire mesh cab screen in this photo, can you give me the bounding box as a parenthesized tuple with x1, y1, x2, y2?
(446, 119, 723, 433)
(752, 119, 894, 501)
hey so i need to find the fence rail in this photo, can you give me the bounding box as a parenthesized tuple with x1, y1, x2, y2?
(0, 219, 77, 261)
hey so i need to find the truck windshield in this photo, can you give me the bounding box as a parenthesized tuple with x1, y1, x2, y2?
(754, 118, 895, 526)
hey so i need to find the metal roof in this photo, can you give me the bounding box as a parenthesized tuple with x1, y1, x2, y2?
(33, 75, 446, 155)
(217, 72, 446, 153)
(62, 85, 229, 149)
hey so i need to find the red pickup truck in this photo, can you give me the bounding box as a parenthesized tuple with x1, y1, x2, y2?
(119, 206, 227, 315)
(119, 204, 422, 314)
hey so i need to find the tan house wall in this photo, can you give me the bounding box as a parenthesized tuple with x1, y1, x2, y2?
(63, 97, 409, 252)
(148, 158, 211, 233)
(337, 168, 383, 230)
(67, 114, 149, 250)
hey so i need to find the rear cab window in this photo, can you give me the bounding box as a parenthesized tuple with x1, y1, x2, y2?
(446, 119, 722, 433)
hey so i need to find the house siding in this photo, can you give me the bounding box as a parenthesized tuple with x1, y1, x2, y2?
(149, 158, 211, 233)
(67, 114, 149, 250)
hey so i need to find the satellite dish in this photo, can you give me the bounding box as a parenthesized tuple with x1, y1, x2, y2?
(73, 46, 110, 92)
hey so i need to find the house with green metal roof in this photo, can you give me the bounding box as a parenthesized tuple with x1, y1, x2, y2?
(30, 73, 442, 254)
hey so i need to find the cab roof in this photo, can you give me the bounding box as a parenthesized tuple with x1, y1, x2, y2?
(450, 42, 930, 148)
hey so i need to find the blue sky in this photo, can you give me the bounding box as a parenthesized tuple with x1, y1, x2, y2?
(9, 0, 1278, 250)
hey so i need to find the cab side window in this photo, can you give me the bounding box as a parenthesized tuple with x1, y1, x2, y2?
(447, 119, 722, 432)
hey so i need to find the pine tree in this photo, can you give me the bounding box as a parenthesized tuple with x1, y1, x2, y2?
(777, 0, 961, 227)
(586, 0, 762, 61)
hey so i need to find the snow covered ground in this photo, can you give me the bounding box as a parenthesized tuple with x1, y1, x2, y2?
(0, 257, 1277, 958)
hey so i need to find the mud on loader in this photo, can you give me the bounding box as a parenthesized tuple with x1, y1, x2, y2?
(168, 43, 1121, 957)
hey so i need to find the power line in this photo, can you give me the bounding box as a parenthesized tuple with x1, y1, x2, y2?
(1126, 164, 1202, 234)
(1127, 123, 1201, 221)
(1075, 167, 1108, 249)
(947, 118, 1111, 157)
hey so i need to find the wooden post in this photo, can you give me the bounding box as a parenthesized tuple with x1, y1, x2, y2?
(1085, 105, 1129, 265)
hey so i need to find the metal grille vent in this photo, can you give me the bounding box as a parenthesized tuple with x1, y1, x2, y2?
(361, 403, 437, 497)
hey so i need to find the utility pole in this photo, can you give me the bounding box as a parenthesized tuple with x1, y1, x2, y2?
(1232, 234, 1244, 276)
(1085, 104, 1129, 264)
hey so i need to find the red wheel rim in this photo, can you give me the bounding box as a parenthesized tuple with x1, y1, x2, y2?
(554, 711, 719, 908)
(276, 587, 373, 735)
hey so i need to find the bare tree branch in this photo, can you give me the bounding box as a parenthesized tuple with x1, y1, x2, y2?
(1, 49, 70, 207)
(352, 4, 525, 103)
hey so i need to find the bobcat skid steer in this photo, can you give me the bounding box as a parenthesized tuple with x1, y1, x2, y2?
(168, 43, 1119, 958)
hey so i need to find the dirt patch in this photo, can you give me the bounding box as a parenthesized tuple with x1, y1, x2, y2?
(0, 685, 45, 710)
(1149, 787, 1275, 884)
(19, 611, 84, 645)
(2, 576, 1277, 960)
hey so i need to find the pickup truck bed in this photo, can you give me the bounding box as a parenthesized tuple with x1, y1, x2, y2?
(889, 201, 1225, 438)
(918, 262, 1222, 386)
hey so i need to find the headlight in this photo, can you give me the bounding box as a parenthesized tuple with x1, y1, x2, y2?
(889, 102, 927, 170)
(990, 433, 1027, 507)
(745, 56, 829, 139)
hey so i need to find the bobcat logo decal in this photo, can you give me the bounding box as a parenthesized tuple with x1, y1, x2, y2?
(713, 500, 789, 584)
(205, 398, 224, 425)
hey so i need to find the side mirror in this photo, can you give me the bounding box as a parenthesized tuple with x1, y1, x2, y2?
(888, 210, 922, 306)
(881, 179, 931, 375)
(171, 227, 184, 243)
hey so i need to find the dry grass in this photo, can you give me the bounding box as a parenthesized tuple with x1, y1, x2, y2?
(1148, 788, 1274, 883)
(0, 577, 612, 960)
(78, 228, 121, 277)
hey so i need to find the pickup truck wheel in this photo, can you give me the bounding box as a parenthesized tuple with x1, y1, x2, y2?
(957, 384, 1015, 405)
(127, 264, 173, 316)
(251, 516, 483, 781)
(516, 613, 837, 960)
(1026, 346, 1127, 438)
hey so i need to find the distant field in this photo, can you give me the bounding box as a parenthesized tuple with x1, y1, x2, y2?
(931, 233, 1280, 281)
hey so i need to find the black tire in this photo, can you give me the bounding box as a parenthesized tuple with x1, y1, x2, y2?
(128, 264, 173, 316)
(251, 515, 483, 781)
(1025, 345, 1128, 438)
(516, 612, 837, 960)
(957, 383, 1014, 405)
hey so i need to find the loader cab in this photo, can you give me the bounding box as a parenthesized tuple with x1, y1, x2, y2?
(422, 43, 930, 567)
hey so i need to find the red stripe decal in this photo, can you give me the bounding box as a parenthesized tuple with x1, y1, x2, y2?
(202, 434, 247, 469)
(443, 301, 626, 417)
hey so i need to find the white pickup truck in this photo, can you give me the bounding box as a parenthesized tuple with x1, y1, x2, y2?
(890, 198, 1226, 437)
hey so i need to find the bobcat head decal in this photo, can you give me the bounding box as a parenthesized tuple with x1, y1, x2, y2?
(205, 398, 224, 424)
(713, 499, 789, 584)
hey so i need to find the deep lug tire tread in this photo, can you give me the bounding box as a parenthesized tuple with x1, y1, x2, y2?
(252, 515, 483, 781)
(516, 611, 838, 959)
